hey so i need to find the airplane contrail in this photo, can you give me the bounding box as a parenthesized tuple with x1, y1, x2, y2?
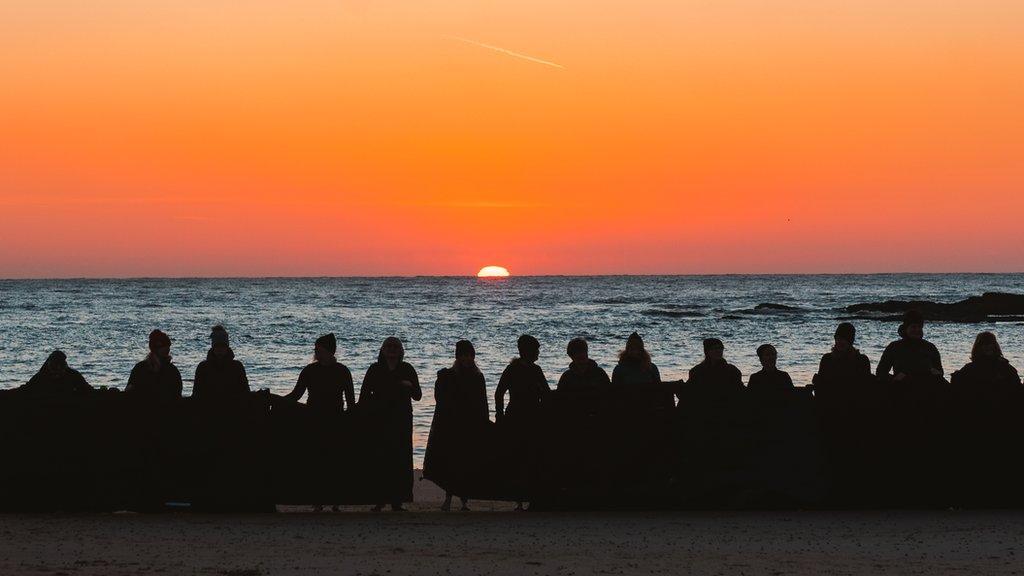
(443, 35, 565, 70)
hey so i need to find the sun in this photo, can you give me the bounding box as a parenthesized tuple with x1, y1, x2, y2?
(477, 265, 511, 278)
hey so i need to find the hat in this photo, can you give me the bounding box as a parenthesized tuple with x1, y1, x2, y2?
(46, 350, 68, 367)
(210, 325, 229, 346)
(315, 333, 337, 354)
(703, 337, 724, 352)
(149, 329, 171, 351)
(455, 339, 476, 357)
(834, 322, 856, 343)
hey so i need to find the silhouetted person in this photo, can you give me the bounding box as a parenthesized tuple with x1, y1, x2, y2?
(192, 325, 250, 404)
(424, 340, 490, 511)
(284, 333, 355, 414)
(495, 335, 550, 424)
(812, 323, 871, 386)
(747, 344, 794, 396)
(125, 330, 183, 401)
(685, 338, 743, 401)
(20, 350, 92, 396)
(494, 334, 550, 510)
(557, 337, 611, 412)
(612, 332, 661, 385)
(950, 332, 1021, 392)
(358, 336, 422, 512)
(876, 310, 943, 381)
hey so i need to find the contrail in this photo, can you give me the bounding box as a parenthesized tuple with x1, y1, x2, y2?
(444, 35, 565, 70)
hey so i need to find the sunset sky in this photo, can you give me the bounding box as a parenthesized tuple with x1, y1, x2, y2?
(1, 0, 1022, 277)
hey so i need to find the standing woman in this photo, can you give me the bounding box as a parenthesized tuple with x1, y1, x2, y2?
(612, 332, 662, 386)
(423, 340, 490, 511)
(358, 336, 422, 511)
(285, 333, 355, 414)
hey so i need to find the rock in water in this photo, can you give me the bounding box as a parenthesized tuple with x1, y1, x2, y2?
(844, 292, 1024, 323)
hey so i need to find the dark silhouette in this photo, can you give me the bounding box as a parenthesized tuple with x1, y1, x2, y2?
(747, 344, 794, 396)
(423, 340, 490, 511)
(284, 333, 355, 413)
(876, 310, 944, 381)
(556, 337, 611, 411)
(685, 338, 743, 398)
(125, 330, 183, 401)
(950, 332, 1021, 391)
(812, 323, 871, 386)
(494, 334, 550, 510)
(19, 350, 92, 396)
(358, 336, 422, 511)
(495, 335, 550, 424)
(192, 325, 250, 403)
(612, 332, 661, 385)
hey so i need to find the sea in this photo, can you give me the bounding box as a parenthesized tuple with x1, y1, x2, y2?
(2, 274, 1022, 466)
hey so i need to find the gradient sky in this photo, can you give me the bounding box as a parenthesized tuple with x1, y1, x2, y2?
(1, 0, 1022, 277)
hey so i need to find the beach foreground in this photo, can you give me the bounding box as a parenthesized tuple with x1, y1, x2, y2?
(3, 502, 1022, 575)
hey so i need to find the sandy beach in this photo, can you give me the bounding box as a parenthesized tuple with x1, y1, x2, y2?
(2, 475, 1022, 576)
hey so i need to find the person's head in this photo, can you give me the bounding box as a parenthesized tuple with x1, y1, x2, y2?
(901, 310, 924, 340)
(315, 333, 337, 363)
(971, 331, 1003, 361)
(149, 329, 172, 360)
(567, 337, 589, 364)
(454, 339, 476, 369)
(703, 338, 724, 363)
(378, 336, 404, 365)
(44, 350, 68, 376)
(833, 322, 856, 353)
(619, 332, 652, 366)
(517, 334, 540, 363)
(210, 325, 230, 358)
(756, 344, 777, 370)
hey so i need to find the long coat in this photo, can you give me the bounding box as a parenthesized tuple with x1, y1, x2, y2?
(423, 366, 490, 496)
(358, 361, 421, 503)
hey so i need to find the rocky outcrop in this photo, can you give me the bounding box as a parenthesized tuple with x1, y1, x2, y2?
(843, 292, 1024, 323)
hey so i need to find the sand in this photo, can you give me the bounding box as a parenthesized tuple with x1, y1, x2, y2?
(1, 477, 1022, 575)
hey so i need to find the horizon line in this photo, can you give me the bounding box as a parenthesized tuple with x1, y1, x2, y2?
(2, 271, 1023, 282)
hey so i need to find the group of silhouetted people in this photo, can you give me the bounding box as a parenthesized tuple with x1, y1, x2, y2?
(12, 308, 1023, 511)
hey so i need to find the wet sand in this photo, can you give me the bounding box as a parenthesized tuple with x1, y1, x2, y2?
(2, 494, 1022, 576)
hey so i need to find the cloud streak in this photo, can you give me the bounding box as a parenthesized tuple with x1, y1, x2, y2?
(444, 35, 565, 70)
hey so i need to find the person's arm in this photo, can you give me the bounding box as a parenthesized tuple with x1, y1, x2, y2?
(284, 367, 307, 402)
(125, 364, 139, 393)
(783, 372, 794, 389)
(876, 344, 894, 378)
(192, 365, 204, 399)
(73, 371, 93, 393)
(408, 366, 422, 401)
(239, 363, 250, 392)
(611, 365, 622, 386)
(342, 367, 355, 412)
(478, 373, 490, 421)
(651, 364, 662, 384)
(172, 366, 183, 398)
(494, 366, 510, 420)
(357, 367, 373, 405)
(537, 367, 552, 393)
(930, 343, 944, 376)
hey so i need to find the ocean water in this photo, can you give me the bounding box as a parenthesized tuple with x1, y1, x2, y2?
(2, 274, 1023, 466)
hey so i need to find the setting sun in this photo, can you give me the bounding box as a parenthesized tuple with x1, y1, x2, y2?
(477, 266, 511, 278)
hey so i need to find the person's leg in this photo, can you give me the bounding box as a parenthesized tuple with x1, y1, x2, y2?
(459, 497, 469, 511)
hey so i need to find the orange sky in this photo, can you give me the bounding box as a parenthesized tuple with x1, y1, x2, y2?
(1, 0, 1022, 277)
